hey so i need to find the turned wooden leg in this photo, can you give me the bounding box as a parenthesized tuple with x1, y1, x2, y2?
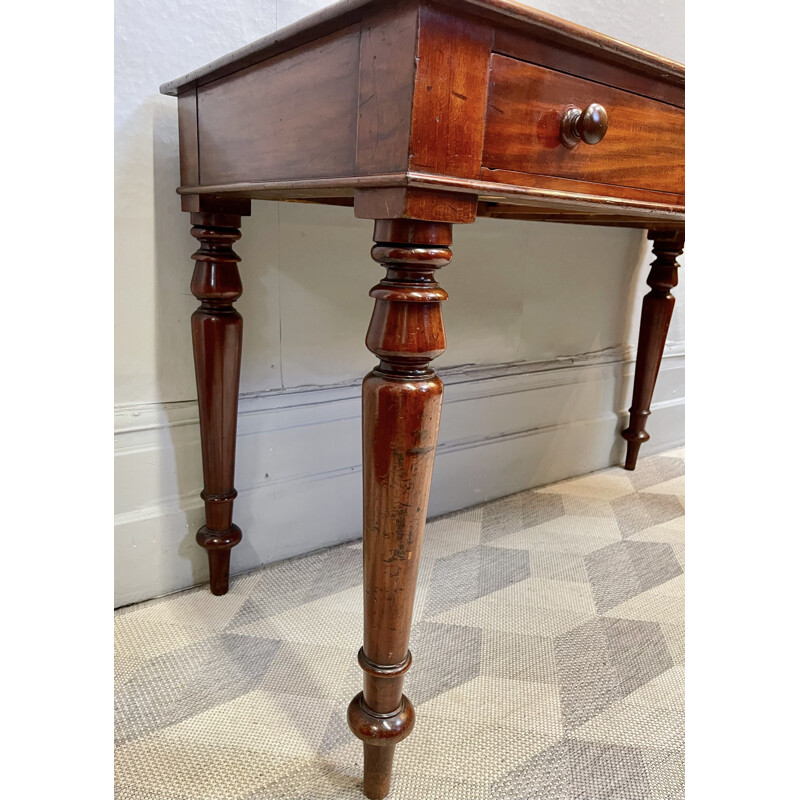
(189, 210, 247, 595)
(622, 229, 684, 470)
(347, 220, 452, 799)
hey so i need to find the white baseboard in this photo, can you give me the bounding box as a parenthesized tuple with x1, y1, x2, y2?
(114, 346, 684, 607)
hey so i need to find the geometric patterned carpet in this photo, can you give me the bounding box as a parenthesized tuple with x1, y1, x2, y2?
(115, 447, 685, 800)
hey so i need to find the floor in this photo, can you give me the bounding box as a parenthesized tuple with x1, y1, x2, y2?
(115, 447, 685, 800)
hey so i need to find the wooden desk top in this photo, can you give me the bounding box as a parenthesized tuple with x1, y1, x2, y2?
(161, 0, 684, 227)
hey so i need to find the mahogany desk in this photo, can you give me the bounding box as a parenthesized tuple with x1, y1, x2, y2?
(160, 1, 684, 796)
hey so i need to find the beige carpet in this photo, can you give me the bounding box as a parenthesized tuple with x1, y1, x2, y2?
(115, 447, 685, 799)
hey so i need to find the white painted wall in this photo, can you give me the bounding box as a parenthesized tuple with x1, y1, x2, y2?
(114, 0, 685, 606)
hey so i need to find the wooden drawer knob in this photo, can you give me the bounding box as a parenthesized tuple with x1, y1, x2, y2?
(559, 103, 608, 148)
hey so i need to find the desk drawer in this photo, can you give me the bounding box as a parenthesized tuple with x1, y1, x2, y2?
(483, 54, 684, 196)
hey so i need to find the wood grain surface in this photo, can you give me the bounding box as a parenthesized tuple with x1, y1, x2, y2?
(355, 1, 419, 175)
(492, 25, 684, 107)
(483, 54, 684, 194)
(177, 89, 199, 186)
(354, 187, 478, 222)
(348, 219, 453, 799)
(197, 28, 361, 184)
(409, 4, 494, 178)
(480, 167, 685, 207)
(160, 0, 683, 96)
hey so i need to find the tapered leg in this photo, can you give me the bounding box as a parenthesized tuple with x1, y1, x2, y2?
(622, 229, 684, 470)
(189, 211, 245, 595)
(347, 220, 452, 799)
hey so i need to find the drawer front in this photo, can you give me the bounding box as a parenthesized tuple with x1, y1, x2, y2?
(483, 54, 684, 195)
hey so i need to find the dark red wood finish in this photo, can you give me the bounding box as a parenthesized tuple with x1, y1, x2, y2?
(161, 1, 685, 792)
(347, 219, 451, 799)
(162, 0, 685, 228)
(483, 54, 685, 194)
(189, 208, 250, 595)
(622, 229, 684, 470)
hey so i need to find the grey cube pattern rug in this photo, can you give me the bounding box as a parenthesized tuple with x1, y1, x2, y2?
(115, 448, 685, 799)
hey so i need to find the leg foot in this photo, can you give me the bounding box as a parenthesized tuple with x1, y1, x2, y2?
(363, 744, 396, 800)
(622, 229, 684, 469)
(348, 688, 415, 799)
(198, 524, 243, 595)
(622, 433, 645, 471)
